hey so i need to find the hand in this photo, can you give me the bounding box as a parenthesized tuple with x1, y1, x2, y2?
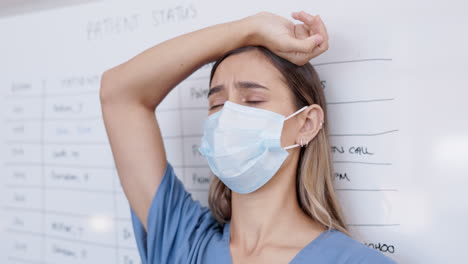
(245, 11, 329, 65)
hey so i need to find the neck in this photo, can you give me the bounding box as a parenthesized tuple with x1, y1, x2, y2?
(229, 151, 315, 252)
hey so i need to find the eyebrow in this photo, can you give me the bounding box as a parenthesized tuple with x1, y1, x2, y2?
(207, 81, 269, 98)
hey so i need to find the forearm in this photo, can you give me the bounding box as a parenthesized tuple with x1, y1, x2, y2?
(100, 17, 255, 110)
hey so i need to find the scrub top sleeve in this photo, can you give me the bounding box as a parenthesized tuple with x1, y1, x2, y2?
(129, 160, 212, 264)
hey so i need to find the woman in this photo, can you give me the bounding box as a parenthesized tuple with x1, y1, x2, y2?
(100, 10, 396, 264)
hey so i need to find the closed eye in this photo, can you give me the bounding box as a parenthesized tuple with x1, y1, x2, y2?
(246, 101, 264, 105)
(209, 104, 223, 110)
(209, 101, 265, 111)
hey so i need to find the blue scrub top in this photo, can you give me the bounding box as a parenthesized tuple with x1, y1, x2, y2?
(130, 161, 397, 264)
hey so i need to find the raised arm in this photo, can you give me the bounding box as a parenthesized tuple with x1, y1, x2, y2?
(99, 11, 327, 231)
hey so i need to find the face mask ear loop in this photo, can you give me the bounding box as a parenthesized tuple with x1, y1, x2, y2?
(284, 144, 300, 150)
(284, 106, 308, 121)
(283, 106, 309, 150)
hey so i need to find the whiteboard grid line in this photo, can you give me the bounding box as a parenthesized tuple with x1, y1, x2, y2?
(8, 256, 44, 264)
(2, 128, 400, 145)
(6, 229, 137, 250)
(3, 206, 132, 221)
(312, 58, 393, 67)
(347, 224, 400, 227)
(177, 85, 187, 181)
(112, 156, 120, 261)
(3, 161, 394, 168)
(4, 184, 208, 193)
(40, 79, 46, 263)
(5, 184, 395, 193)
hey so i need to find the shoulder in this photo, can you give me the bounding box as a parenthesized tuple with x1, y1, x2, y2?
(307, 229, 397, 263)
(131, 160, 225, 263)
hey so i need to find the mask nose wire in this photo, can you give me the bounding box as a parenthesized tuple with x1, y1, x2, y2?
(282, 106, 309, 150)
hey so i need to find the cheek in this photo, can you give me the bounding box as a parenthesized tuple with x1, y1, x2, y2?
(280, 121, 298, 147)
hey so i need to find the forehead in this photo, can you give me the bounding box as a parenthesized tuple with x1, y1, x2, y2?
(210, 50, 284, 87)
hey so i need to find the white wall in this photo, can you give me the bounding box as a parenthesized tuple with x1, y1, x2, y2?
(0, 0, 467, 263)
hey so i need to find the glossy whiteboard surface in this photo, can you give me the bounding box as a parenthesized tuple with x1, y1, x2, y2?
(1, 0, 467, 263)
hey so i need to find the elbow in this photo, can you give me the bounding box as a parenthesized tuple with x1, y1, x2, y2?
(99, 68, 158, 110)
(99, 69, 119, 105)
(99, 68, 155, 110)
(100, 68, 134, 106)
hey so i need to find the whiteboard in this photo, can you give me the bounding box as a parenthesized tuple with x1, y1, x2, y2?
(1, 0, 467, 263)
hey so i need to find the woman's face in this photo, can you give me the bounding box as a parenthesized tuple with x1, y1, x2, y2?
(208, 49, 302, 149)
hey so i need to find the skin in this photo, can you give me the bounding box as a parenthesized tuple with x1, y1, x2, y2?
(100, 10, 329, 264)
(210, 49, 327, 263)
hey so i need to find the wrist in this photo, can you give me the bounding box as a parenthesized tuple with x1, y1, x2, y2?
(235, 15, 260, 47)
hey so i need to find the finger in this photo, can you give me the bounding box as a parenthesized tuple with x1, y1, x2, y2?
(291, 11, 303, 21)
(299, 10, 316, 24)
(292, 11, 316, 26)
(308, 39, 328, 58)
(292, 12, 323, 41)
(291, 12, 314, 30)
(296, 13, 328, 51)
(312, 15, 327, 43)
(294, 24, 309, 39)
(316, 15, 329, 44)
(291, 11, 311, 21)
(291, 14, 312, 38)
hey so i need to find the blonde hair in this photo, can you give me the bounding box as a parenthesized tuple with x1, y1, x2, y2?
(207, 46, 350, 237)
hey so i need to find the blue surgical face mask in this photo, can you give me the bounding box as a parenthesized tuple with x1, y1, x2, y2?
(198, 101, 308, 194)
